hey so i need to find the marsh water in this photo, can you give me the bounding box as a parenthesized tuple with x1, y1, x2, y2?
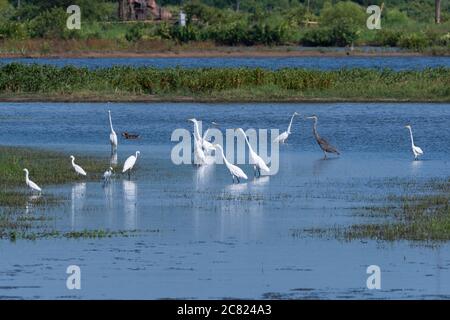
(2, 56, 450, 70)
(1, 102, 450, 299)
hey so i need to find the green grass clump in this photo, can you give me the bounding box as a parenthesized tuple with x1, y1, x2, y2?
(0, 64, 449, 102)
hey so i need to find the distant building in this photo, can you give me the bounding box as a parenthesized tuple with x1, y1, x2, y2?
(118, 0, 172, 21)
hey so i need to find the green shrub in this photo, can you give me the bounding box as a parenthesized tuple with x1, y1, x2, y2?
(28, 8, 68, 39)
(125, 23, 146, 42)
(373, 29, 403, 47)
(0, 22, 29, 40)
(301, 27, 333, 46)
(398, 33, 429, 51)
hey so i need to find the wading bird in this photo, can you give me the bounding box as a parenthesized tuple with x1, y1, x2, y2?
(202, 121, 219, 153)
(70, 155, 87, 176)
(306, 115, 340, 159)
(103, 167, 114, 183)
(23, 168, 42, 193)
(188, 118, 214, 152)
(108, 110, 118, 151)
(236, 128, 270, 177)
(123, 151, 140, 178)
(405, 125, 424, 160)
(273, 112, 300, 144)
(193, 138, 207, 166)
(213, 144, 248, 183)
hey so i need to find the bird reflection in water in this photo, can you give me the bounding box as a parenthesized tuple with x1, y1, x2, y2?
(123, 179, 137, 229)
(71, 182, 86, 230)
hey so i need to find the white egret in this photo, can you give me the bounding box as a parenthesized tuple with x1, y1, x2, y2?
(273, 112, 300, 144)
(108, 110, 118, 151)
(193, 137, 207, 166)
(213, 144, 248, 183)
(122, 151, 140, 178)
(202, 121, 219, 153)
(23, 168, 42, 193)
(103, 167, 114, 183)
(405, 125, 424, 160)
(236, 128, 270, 177)
(70, 155, 87, 176)
(188, 118, 214, 152)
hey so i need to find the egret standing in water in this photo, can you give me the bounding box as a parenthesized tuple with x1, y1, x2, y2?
(236, 128, 270, 177)
(23, 168, 42, 193)
(188, 118, 214, 152)
(70, 155, 87, 176)
(103, 167, 114, 184)
(108, 110, 118, 152)
(213, 144, 248, 183)
(273, 112, 300, 144)
(405, 125, 424, 160)
(193, 137, 207, 166)
(306, 115, 340, 159)
(123, 151, 140, 179)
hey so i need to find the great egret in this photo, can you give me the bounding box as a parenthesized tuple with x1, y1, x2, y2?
(405, 125, 424, 160)
(103, 167, 113, 183)
(273, 112, 300, 144)
(193, 137, 207, 166)
(23, 168, 42, 193)
(70, 155, 87, 176)
(236, 128, 270, 177)
(202, 121, 219, 153)
(123, 151, 140, 178)
(108, 110, 118, 151)
(213, 144, 248, 183)
(188, 118, 214, 152)
(306, 115, 340, 159)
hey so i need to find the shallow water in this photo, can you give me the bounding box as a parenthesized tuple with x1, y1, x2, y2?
(1, 56, 450, 70)
(1, 102, 450, 299)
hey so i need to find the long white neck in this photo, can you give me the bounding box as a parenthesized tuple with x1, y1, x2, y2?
(109, 112, 114, 132)
(240, 130, 254, 154)
(24, 171, 29, 183)
(408, 127, 415, 146)
(287, 114, 296, 133)
(71, 158, 75, 166)
(135, 152, 139, 159)
(217, 146, 231, 167)
(192, 120, 201, 142)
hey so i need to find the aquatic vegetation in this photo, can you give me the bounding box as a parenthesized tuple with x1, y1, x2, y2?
(297, 178, 450, 243)
(0, 145, 108, 189)
(0, 64, 449, 102)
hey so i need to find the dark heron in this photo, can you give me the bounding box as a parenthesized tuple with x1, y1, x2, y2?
(306, 115, 340, 159)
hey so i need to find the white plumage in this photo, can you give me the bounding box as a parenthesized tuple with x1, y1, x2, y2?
(70, 155, 87, 176)
(108, 110, 118, 150)
(23, 168, 42, 192)
(188, 118, 214, 153)
(103, 167, 114, 182)
(213, 144, 248, 183)
(273, 112, 300, 144)
(236, 128, 270, 176)
(123, 151, 140, 176)
(193, 137, 207, 166)
(405, 125, 424, 160)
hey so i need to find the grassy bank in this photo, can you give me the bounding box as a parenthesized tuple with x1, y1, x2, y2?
(0, 63, 449, 102)
(0, 145, 117, 240)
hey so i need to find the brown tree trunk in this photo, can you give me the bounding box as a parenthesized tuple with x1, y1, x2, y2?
(435, 0, 441, 24)
(118, 0, 126, 21)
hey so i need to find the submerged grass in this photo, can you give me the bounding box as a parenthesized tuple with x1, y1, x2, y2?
(298, 178, 450, 243)
(0, 145, 117, 240)
(0, 64, 449, 102)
